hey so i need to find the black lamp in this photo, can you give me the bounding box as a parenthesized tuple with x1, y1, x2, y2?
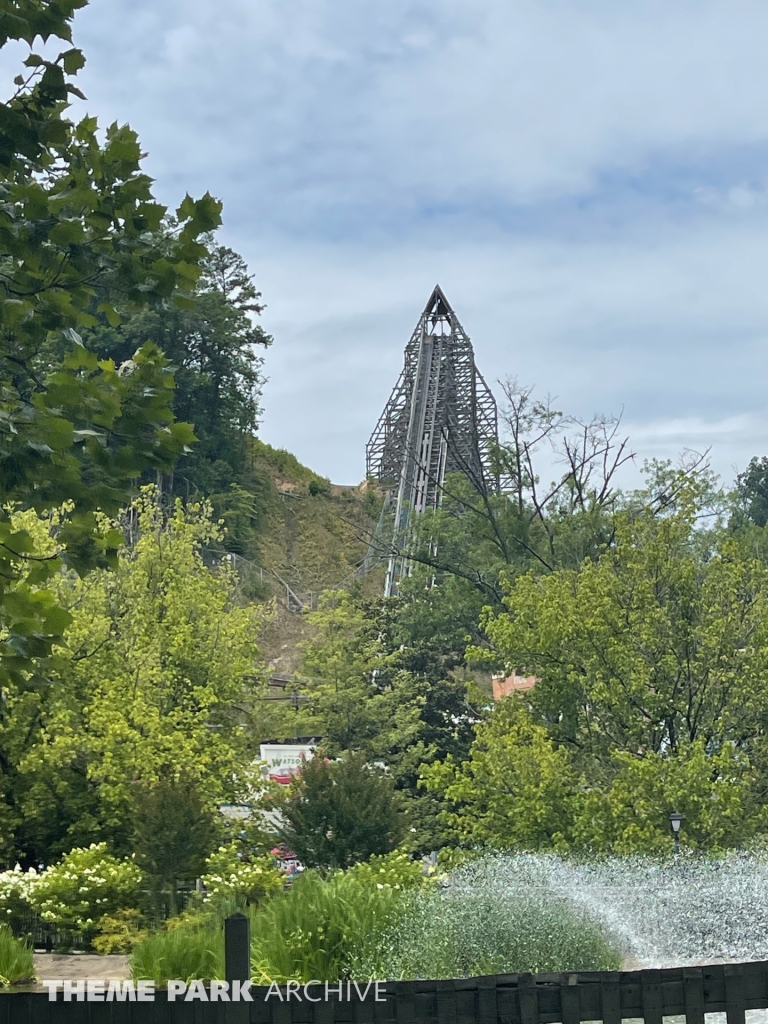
(669, 811, 683, 855)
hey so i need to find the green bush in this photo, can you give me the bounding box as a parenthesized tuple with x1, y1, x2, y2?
(350, 855, 623, 979)
(30, 843, 144, 934)
(278, 752, 405, 869)
(93, 909, 149, 954)
(0, 844, 144, 939)
(201, 844, 283, 910)
(308, 477, 331, 496)
(345, 850, 427, 891)
(130, 927, 223, 985)
(132, 851, 428, 986)
(249, 868, 405, 983)
(0, 926, 34, 986)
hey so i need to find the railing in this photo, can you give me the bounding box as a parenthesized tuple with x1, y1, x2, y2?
(201, 547, 372, 614)
(4, 916, 768, 1022)
(8, 889, 195, 953)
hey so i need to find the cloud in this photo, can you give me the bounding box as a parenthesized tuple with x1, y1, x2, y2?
(7, 0, 768, 483)
(622, 414, 768, 487)
(248, 218, 768, 484)
(66, 1, 768, 223)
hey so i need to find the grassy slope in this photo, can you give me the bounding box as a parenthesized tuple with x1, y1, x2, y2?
(246, 441, 383, 676)
(251, 440, 380, 593)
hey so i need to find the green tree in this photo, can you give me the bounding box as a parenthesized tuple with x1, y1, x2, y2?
(422, 696, 581, 850)
(295, 590, 482, 850)
(277, 752, 405, 869)
(81, 241, 272, 506)
(479, 485, 768, 768)
(573, 742, 764, 854)
(132, 777, 220, 914)
(426, 474, 768, 854)
(0, 0, 222, 763)
(298, 591, 386, 752)
(423, 697, 764, 854)
(734, 456, 768, 528)
(5, 492, 266, 865)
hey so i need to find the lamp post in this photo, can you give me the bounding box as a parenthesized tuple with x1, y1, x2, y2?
(669, 811, 683, 855)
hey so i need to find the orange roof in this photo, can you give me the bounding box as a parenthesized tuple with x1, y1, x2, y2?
(492, 672, 537, 700)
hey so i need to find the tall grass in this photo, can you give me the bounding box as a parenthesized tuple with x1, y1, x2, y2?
(0, 926, 34, 986)
(131, 854, 624, 985)
(249, 870, 403, 983)
(130, 927, 223, 985)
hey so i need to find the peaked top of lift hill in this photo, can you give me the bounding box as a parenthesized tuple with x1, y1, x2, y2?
(423, 284, 453, 319)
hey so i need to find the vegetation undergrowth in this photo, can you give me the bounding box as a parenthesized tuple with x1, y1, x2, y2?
(249, 864, 419, 983)
(351, 885, 621, 979)
(130, 927, 224, 986)
(131, 850, 625, 984)
(0, 927, 34, 987)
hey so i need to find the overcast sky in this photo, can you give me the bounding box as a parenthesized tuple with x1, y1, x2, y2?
(27, 0, 768, 485)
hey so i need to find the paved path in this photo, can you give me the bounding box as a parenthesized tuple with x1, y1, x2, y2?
(33, 954, 130, 982)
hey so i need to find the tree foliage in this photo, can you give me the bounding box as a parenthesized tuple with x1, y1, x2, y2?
(291, 590, 482, 849)
(422, 697, 580, 850)
(480, 486, 768, 765)
(734, 456, 768, 528)
(131, 778, 220, 914)
(277, 752, 405, 869)
(424, 699, 764, 854)
(0, 0, 222, 687)
(80, 241, 272, 506)
(422, 476, 768, 854)
(2, 493, 266, 866)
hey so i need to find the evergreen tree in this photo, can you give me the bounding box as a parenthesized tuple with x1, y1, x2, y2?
(277, 752, 405, 869)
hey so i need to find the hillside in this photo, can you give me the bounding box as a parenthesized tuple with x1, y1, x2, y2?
(220, 440, 383, 676)
(250, 441, 381, 597)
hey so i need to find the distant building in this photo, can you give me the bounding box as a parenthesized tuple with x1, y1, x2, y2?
(259, 738, 318, 785)
(492, 672, 537, 700)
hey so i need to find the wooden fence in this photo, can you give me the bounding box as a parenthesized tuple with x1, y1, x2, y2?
(4, 961, 768, 1024)
(4, 917, 768, 1023)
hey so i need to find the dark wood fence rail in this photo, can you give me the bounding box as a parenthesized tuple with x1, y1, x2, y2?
(4, 961, 768, 1024)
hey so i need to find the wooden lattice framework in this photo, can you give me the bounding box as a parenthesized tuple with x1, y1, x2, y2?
(366, 286, 498, 596)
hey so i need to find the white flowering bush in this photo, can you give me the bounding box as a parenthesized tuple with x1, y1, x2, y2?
(0, 866, 38, 932)
(344, 849, 427, 891)
(201, 844, 282, 908)
(29, 844, 143, 933)
(0, 844, 144, 936)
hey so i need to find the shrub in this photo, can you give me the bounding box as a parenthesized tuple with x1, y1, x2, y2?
(250, 868, 405, 983)
(30, 843, 144, 933)
(201, 844, 283, 910)
(93, 909, 149, 954)
(130, 927, 223, 985)
(0, 866, 38, 934)
(0, 926, 34, 986)
(132, 777, 220, 914)
(278, 752, 405, 869)
(350, 854, 622, 979)
(0, 844, 144, 939)
(345, 850, 427, 891)
(308, 477, 331, 496)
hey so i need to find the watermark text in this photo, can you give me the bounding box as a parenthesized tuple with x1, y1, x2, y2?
(40, 979, 388, 1003)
